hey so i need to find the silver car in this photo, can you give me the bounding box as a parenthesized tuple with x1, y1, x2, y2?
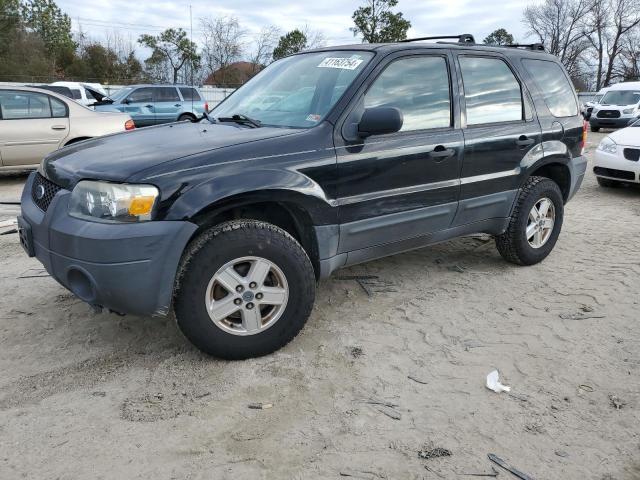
(0, 86, 134, 170)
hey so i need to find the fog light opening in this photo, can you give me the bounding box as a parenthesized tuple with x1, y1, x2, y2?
(67, 268, 97, 303)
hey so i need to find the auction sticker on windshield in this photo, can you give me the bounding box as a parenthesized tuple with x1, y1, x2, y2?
(317, 57, 364, 70)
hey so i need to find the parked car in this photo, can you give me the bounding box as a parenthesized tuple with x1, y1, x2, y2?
(0, 86, 134, 170)
(593, 119, 640, 187)
(48, 82, 110, 107)
(18, 35, 587, 359)
(589, 81, 640, 131)
(95, 85, 208, 126)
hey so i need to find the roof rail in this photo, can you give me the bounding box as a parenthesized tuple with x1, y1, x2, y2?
(400, 34, 476, 44)
(502, 43, 545, 51)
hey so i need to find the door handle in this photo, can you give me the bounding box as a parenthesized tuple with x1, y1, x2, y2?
(51, 125, 67, 130)
(174, 104, 182, 107)
(145, 104, 153, 109)
(516, 135, 535, 147)
(429, 145, 455, 159)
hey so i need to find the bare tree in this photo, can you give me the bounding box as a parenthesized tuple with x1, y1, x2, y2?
(602, 0, 640, 85)
(248, 25, 280, 73)
(200, 16, 246, 83)
(523, 0, 594, 77)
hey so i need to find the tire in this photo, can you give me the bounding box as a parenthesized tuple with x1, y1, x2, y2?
(174, 220, 316, 359)
(597, 176, 622, 188)
(178, 114, 195, 122)
(495, 176, 564, 266)
(591, 126, 600, 132)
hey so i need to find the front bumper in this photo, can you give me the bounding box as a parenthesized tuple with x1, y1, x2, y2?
(567, 155, 588, 201)
(593, 149, 640, 183)
(19, 172, 198, 316)
(589, 117, 634, 129)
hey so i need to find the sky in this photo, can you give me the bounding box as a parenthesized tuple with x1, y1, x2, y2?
(56, 0, 533, 55)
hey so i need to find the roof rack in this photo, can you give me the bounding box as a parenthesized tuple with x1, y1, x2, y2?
(503, 43, 545, 51)
(400, 34, 476, 44)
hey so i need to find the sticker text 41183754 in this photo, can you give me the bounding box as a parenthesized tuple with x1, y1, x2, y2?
(317, 57, 364, 70)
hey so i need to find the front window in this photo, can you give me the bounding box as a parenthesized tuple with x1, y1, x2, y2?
(109, 87, 133, 102)
(601, 90, 640, 106)
(211, 51, 374, 128)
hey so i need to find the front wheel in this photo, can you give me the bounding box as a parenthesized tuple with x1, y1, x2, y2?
(495, 177, 564, 266)
(174, 220, 316, 359)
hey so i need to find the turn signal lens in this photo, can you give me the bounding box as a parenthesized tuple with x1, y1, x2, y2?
(580, 120, 588, 154)
(128, 196, 156, 216)
(125, 119, 135, 131)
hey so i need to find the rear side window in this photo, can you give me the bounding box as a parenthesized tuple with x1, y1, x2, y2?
(179, 87, 201, 101)
(459, 56, 523, 125)
(154, 87, 180, 102)
(71, 89, 82, 100)
(365, 56, 451, 131)
(0, 91, 51, 119)
(522, 59, 577, 117)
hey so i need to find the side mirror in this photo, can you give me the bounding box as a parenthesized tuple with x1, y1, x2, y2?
(358, 107, 403, 138)
(122, 98, 130, 105)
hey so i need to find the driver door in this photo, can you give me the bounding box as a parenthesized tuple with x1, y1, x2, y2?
(334, 52, 463, 254)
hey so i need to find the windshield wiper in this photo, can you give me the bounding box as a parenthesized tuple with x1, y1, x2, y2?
(217, 113, 262, 128)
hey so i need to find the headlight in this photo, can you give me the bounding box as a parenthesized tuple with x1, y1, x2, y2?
(69, 180, 159, 223)
(597, 136, 617, 155)
(622, 108, 634, 114)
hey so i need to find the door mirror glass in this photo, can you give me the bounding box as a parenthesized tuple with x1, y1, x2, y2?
(358, 107, 403, 137)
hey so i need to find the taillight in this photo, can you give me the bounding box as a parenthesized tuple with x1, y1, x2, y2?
(125, 119, 135, 131)
(204, 102, 209, 112)
(579, 120, 587, 153)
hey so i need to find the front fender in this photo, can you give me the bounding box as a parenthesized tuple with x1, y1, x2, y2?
(163, 168, 337, 224)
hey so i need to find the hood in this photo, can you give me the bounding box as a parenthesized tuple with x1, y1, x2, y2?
(42, 121, 300, 189)
(609, 125, 640, 146)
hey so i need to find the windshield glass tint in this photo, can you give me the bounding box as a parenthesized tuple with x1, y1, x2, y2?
(211, 51, 373, 128)
(601, 90, 640, 105)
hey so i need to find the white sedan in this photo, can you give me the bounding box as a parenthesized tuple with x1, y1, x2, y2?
(593, 119, 640, 187)
(0, 86, 134, 171)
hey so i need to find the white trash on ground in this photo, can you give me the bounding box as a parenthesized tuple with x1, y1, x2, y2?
(486, 370, 511, 393)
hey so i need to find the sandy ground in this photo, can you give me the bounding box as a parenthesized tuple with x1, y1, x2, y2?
(0, 131, 639, 480)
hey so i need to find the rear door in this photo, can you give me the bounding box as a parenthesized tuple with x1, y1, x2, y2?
(123, 87, 155, 126)
(0, 90, 69, 167)
(335, 51, 463, 253)
(451, 54, 542, 226)
(153, 87, 182, 124)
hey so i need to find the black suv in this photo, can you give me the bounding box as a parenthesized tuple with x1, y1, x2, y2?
(18, 35, 587, 359)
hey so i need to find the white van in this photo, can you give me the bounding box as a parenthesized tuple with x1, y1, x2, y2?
(589, 81, 640, 131)
(583, 87, 609, 120)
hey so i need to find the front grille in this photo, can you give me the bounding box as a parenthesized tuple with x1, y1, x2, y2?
(597, 109, 621, 118)
(623, 148, 640, 161)
(593, 166, 636, 180)
(31, 173, 62, 212)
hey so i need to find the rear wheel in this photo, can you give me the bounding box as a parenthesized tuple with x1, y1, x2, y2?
(597, 177, 622, 188)
(495, 176, 564, 266)
(591, 126, 600, 132)
(178, 113, 195, 122)
(174, 220, 316, 359)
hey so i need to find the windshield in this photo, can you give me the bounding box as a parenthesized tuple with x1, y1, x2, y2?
(211, 51, 374, 128)
(601, 90, 640, 106)
(110, 87, 133, 102)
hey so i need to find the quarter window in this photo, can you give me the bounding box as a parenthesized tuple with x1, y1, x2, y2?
(364, 56, 451, 132)
(522, 59, 577, 117)
(459, 56, 523, 125)
(0, 91, 52, 119)
(50, 97, 67, 118)
(179, 87, 201, 101)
